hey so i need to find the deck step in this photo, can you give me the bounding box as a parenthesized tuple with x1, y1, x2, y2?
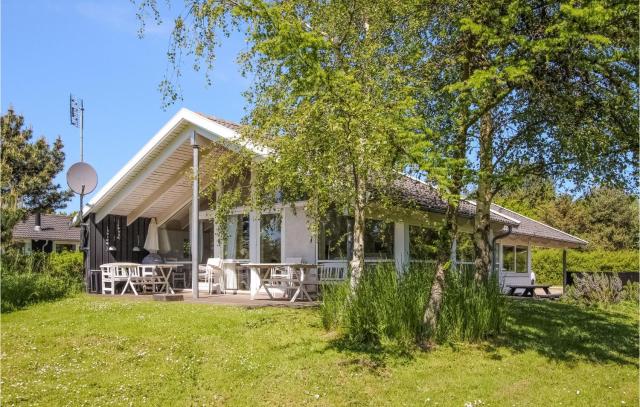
(153, 294, 184, 302)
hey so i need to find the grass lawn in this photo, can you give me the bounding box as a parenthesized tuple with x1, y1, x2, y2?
(1, 295, 638, 406)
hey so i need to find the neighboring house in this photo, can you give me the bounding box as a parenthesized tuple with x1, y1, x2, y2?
(82, 108, 586, 294)
(12, 214, 80, 253)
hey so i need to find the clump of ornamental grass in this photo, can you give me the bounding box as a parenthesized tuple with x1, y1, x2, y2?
(435, 264, 505, 343)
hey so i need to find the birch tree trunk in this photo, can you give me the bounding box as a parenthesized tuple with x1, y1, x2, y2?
(349, 174, 367, 289)
(474, 112, 494, 282)
(423, 122, 466, 338)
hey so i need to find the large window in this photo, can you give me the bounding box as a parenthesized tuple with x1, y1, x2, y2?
(318, 212, 352, 260)
(224, 215, 250, 259)
(502, 245, 528, 273)
(317, 215, 394, 260)
(260, 214, 281, 263)
(456, 232, 475, 264)
(364, 219, 394, 259)
(409, 225, 438, 261)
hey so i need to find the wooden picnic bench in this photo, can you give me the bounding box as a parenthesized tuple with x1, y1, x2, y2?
(506, 284, 559, 299)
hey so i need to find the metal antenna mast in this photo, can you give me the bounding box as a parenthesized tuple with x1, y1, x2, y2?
(70, 94, 84, 161)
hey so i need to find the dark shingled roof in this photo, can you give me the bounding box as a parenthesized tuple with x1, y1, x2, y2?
(491, 204, 588, 246)
(196, 112, 242, 132)
(12, 214, 80, 242)
(393, 176, 519, 225)
(194, 114, 583, 240)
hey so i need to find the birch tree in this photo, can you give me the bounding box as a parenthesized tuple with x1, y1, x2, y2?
(137, 0, 425, 285)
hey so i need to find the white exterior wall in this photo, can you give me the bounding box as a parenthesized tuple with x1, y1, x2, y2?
(282, 207, 316, 263)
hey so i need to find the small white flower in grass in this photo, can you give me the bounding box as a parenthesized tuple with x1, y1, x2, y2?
(576, 390, 580, 395)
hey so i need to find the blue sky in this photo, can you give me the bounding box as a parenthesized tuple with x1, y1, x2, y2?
(2, 0, 250, 212)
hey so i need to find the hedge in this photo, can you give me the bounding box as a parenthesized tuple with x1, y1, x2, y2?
(533, 249, 638, 285)
(1, 250, 84, 312)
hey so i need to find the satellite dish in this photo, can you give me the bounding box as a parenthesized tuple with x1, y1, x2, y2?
(67, 162, 98, 195)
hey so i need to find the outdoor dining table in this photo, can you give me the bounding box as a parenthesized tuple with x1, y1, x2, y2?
(154, 264, 175, 295)
(506, 284, 554, 298)
(245, 263, 318, 302)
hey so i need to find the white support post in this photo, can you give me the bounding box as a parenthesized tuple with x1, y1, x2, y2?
(249, 211, 260, 298)
(191, 132, 200, 299)
(249, 167, 261, 298)
(394, 222, 409, 273)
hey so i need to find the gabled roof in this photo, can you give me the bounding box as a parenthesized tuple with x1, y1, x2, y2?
(13, 214, 80, 242)
(393, 175, 520, 225)
(196, 112, 242, 132)
(84, 108, 587, 249)
(491, 203, 588, 247)
(83, 108, 266, 221)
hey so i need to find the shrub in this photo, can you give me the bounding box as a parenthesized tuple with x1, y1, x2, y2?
(565, 273, 624, 305)
(533, 249, 638, 285)
(1, 249, 84, 312)
(435, 265, 505, 342)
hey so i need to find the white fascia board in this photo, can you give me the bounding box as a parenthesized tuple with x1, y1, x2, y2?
(83, 108, 191, 216)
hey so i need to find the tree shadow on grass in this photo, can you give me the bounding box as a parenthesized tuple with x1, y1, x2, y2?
(487, 300, 639, 366)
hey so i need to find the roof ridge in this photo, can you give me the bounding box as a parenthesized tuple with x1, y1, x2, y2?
(466, 199, 521, 225)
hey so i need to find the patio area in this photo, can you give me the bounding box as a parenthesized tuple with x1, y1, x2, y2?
(95, 290, 320, 308)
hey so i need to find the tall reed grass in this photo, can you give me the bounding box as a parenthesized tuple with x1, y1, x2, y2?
(435, 265, 505, 342)
(320, 262, 505, 348)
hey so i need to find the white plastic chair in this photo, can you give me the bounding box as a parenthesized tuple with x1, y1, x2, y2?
(205, 258, 224, 294)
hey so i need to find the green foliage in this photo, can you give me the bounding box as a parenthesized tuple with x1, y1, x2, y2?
(1, 108, 72, 246)
(1, 250, 84, 312)
(321, 263, 434, 349)
(564, 273, 624, 306)
(319, 281, 350, 331)
(321, 263, 504, 346)
(622, 282, 639, 304)
(533, 248, 638, 285)
(435, 265, 505, 342)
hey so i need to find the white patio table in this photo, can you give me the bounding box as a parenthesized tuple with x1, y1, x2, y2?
(154, 264, 175, 295)
(245, 263, 317, 302)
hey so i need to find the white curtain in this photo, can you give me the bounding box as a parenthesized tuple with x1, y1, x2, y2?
(226, 216, 238, 259)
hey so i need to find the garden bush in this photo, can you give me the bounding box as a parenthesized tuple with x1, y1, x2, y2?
(1, 250, 84, 312)
(533, 248, 638, 285)
(564, 272, 624, 305)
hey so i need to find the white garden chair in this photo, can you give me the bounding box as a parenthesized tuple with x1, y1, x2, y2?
(204, 258, 224, 294)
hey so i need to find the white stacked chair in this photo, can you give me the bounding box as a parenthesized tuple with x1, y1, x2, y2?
(205, 258, 224, 294)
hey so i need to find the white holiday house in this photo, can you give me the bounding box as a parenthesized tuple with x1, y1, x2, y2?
(82, 108, 587, 296)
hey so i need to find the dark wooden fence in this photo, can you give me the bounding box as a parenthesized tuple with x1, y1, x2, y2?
(564, 271, 639, 287)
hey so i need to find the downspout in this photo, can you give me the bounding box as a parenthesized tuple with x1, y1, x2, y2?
(491, 225, 513, 275)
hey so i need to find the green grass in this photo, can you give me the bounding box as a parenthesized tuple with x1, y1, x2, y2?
(2, 295, 638, 406)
